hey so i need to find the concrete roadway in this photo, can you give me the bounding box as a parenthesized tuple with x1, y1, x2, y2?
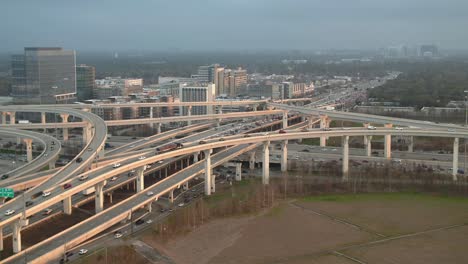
(0, 129, 60, 181)
(6, 143, 259, 263)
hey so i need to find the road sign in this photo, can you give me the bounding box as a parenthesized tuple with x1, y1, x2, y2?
(0, 188, 14, 198)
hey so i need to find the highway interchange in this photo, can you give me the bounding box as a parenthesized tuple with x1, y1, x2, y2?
(0, 97, 467, 263)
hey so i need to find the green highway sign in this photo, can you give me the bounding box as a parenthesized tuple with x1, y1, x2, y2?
(0, 188, 14, 198)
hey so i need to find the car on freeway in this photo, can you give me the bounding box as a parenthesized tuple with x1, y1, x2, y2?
(43, 208, 53, 215)
(367, 126, 377, 130)
(1, 174, 9, 180)
(87, 147, 93, 151)
(76, 157, 83, 163)
(146, 219, 153, 224)
(279, 129, 287, 134)
(5, 209, 15, 215)
(199, 140, 207, 144)
(42, 191, 51, 197)
(135, 219, 145, 225)
(138, 156, 146, 160)
(158, 160, 164, 164)
(130, 145, 135, 148)
(144, 138, 150, 141)
(147, 191, 154, 196)
(25, 201, 34, 207)
(146, 165, 152, 170)
(113, 163, 121, 168)
(79, 175, 88, 181)
(111, 176, 118, 181)
(114, 231, 123, 238)
(178, 203, 185, 207)
(63, 183, 72, 189)
(78, 249, 88, 255)
(395, 127, 404, 130)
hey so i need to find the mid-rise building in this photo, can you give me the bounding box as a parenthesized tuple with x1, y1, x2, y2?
(94, 77, 143, 99)
(11, 47, 76, 104)
(223, 68, 247, 97)
(247, 82, 282, 99)
(179, 84, 216, 115)
(76, 64, 95, 101)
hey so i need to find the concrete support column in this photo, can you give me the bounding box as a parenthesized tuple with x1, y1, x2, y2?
(281, 140, 288, 172)
(63, 196, 72, 215)
(193, 152, 200, 163)
(109, 192, 113, 204)
(146, 202, 152, 213)
(60, 114, 69, 141)
(235, 162, 242, 181)
(366, 136, 372, 157)
(12, 220, 22, 253)
(41, 112, 46, 124)
(23, 138, 33, 162)
(342, 136, 349, 181)
(187, 106, 192, 126)
(307, 116, 315, 129)
(169, 189, 174, 203)
(1, 112, 6, 124)
(183, 181, 189, 191)
(95, 182, 105, 214)
(156, 123, 162, 134)
(0, 226, 3, 251)
(363, 123, 370, 146)
(453, 137, 459, 181)
(384, 123, 393, 159)
(83, 125, 93, 144)
(282, 111, 289, 129)
(211, 173, 216, 193)
(249, 151, 256, 170)
(320, 115, 330, 147)
(136, 166, 145, 193)
(149, 107, 154, 129)
(408, 136, 414, 152)
(204, 149, 212, 195)
(253, 104, 258, 111)
(9, 112, 16, 124)
(262, 141, 270, 185)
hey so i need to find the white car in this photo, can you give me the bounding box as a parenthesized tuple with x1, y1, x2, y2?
(146, 165, 152, 169)
(42, 191, 51, 197)
(147, 191, 154, 196)
(138, 156, 146, 160)
(78, 249, 88, 255)
(114, 233, 122, 239)
(111, 176, 118, 181)
(5, 209, 15, 216)
(158, 160, 164, 164)
(367, 126, 377, 130)
(395, 127, 404, 130)
(178, 203, 185, 207)
(146, 219, 153, 224)
(144, 138, 150, 141)
(113, 163, 121, 168)
(79, 175, 88, 181)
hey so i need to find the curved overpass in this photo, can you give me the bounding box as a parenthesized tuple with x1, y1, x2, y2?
(0, 128, 60, 180)
(4, 127, 467, 263)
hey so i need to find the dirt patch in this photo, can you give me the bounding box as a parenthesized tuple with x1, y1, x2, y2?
(143, 216, 253, 264)
(206, 203, 373, 264)
(296, 193, 468, 236)
(343, 225, 468, 264)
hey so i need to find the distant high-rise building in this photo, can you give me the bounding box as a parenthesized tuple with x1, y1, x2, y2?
(76, 64, 95, 101)
(419, 45, 439, 57)
(179, 84, 216, 115)
(11, 47, 76, 104)
(224, 68, 247, 97)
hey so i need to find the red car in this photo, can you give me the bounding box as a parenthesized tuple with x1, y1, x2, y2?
(63, 183, 72, 189)
(279, 130, 287, 134)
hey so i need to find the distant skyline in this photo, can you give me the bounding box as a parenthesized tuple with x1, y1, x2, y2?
(1, 0, 468, 52)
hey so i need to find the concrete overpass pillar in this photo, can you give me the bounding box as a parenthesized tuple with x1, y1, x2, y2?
(183, 181, 189, 191)
(41, 112, 46, 124)
(157, 123, 162, 134)
(281, 140, 288, 172)
(136, 166, 145, 193)
(149, 107, 154, 129)
(384, 123, 393, 159)
(363, 123, 370, 146)
(249, 151, 256, 170)
(211, 173, 216, 193)
(262, 141, 270, 185)
(453, 137, 459, 181)
(366, 136, 372, 157)
(320, 115, 330, 147)
(253, 104, 258, 111)
(60, 114, 69, 141)
(282, 111, 289, 129)
(0, 226, 3, 251)
(307, 116, 315, 129)
(1, 112, 6, 124)
(187, 106, 192, 126)
(95, 182, 105, 214)
(23, 138, 33, 162)
(342, 136, 349, 181)
(408, 136, 414, 152)
(12, 218, 27, 253)
(146, 202, 152, 213)
(204, 149, 212, 195)
(8, 111, 16, 124)
(83, 125, 93, 144)
(169, 189, 174, 203)
(63, 196, 72, 215)
(235, 162, 242, 181)
(193, 152, 200, 163)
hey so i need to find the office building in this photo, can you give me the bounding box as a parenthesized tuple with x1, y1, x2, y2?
(11, 47, 76, 104)
(247, 82, 282, 99)
(179, 84, 216, 115)
(419, 44, 439, 57)
(223, 68, 247, 97)
(76, 64, 95, 101)
(94, 77, 143, 99)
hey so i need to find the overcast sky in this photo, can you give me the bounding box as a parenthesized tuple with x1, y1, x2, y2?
(1, 0, 467, 52)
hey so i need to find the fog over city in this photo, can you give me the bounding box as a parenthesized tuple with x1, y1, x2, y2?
(2, 0, 468, 51)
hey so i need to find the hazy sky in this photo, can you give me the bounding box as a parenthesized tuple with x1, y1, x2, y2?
(1, 0, 467, 52)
